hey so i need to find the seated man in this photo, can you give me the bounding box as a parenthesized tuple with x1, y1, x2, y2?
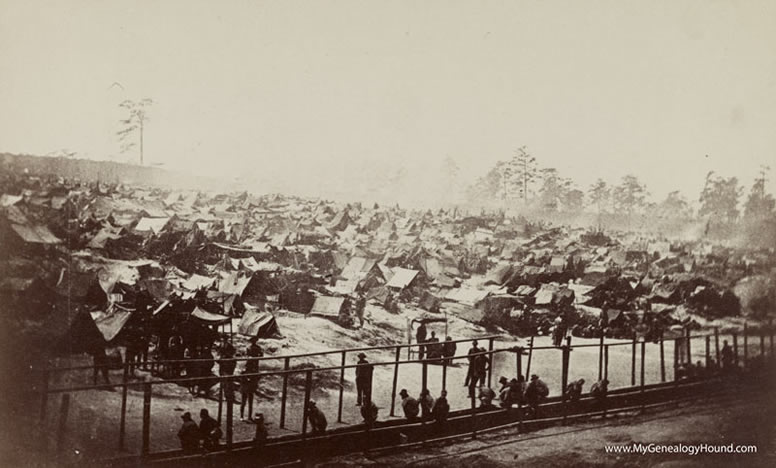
(566, 378, 585, 403)
(178, 412, 200, 453)
(307, 400, 328, 434)
(199, 409, 221, 451)
(399, 388, 420, 421)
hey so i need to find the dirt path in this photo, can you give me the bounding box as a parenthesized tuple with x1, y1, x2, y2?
(317, 388, 776, 468)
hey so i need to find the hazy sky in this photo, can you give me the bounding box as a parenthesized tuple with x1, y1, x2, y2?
(1, 0, 775, 202)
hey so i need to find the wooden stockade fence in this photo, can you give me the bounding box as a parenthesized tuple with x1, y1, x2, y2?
(36, 325, 776, 463)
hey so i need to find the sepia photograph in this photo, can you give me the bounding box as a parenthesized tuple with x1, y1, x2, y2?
(0, 1, 774, 467)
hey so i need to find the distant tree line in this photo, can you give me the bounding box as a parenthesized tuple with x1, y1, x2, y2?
(465, 149, 774, 226)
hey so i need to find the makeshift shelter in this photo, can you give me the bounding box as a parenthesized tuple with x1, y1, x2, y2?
(91, 306, 133, 342)
(238, 309, 280, 338)
(385, 267, 420, 290)
(309, 295, 346, 318)
(133, 216, 171, 236)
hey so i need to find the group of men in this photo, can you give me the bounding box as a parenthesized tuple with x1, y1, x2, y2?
(464, 340, 490, 397)
(398, 387, 450, 424)
(177, 409, 222, 453)
(415, 323, 457, 363)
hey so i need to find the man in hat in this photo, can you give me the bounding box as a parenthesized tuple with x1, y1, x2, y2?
(307, 400, 328, 434)
(442, 336, 457, 365)
(566, 378, 585, 403)
(464, 340, 479, 387)
(199, 408, 221, 450)
(432, 389, 450, 425)
(361, 397, 379, 427)
(399, 388, 419, 421)
(419, 388, 435, 420)
(177, 412, 200, 453)
(416, 322, 427, 360)
(355, 352, 373, 406)
(525, 374, 549, 416)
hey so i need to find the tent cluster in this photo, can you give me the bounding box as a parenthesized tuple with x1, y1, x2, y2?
(2, 171, 775, 363)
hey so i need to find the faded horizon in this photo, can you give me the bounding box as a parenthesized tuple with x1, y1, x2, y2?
(1, 0, 775, 205)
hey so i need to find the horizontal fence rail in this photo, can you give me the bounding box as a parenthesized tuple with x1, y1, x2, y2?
(34, 325, 774, 466)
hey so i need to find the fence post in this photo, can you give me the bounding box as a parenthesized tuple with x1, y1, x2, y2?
(442, 358, 447, 392)
(56, 394, 70, 454)
(516, 347, 523, 378)
(487, 338, 494, 388)
(705, 336, 711, 369)
(525, 337, 534, 378)
(659, 331, 665, 382)
(390, 346, 400, 417)
(673, 338, 679, 381)
(714, 327, 720, 363)
(470, 391, 477, 439)
(685, 328, 691, 364)
(217, 379, 223, 424)
(226, 381, 234, 451)
(142, 383, 151, 457)
(337, 351, 346, 423)
(422, 361, 428, 393)
(561, 339, 571, 424)
(598, 333, 604, 381)
(631, 333, 637, 386)
(118, 361, 129, 450)
(640, 340, 646, 411)
(302, 370, 313, 439)
(604, 344, 609, 382)
(733, 334, 739, 368)
(280, 357, 290, 429)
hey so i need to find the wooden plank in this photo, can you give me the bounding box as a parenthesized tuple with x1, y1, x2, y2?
(487, 338, 494, 388)
(280, 357, 290, 429)
(337, 351, 346, 423)
(390, 346, 400, 417)
(302, 370, 313, 439)
(119, 362, 129, 450)
(640, 340, 646, 411)
(659, 332, 665, 382)
(142, 383, 151, 456)
(631, 333, 637, 386)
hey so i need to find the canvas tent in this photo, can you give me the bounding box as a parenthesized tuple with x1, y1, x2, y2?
(309, 295, 346, 317)
(91, 307, 133, 342)
(238, 309, 280, 338)
(385, 267, 420, 290)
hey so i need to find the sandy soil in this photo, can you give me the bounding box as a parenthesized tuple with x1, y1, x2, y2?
(4, 303, 771, 466)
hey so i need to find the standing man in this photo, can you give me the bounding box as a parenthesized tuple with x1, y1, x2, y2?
(442, 336, 457, 365)
(91, 345, 112, 388)
(356, 293, 367, 328)
(464, 340, 479, 387)
(355, 352, 373, 406)
(720, 340, 734, 372)
(416, 322, 427, 360)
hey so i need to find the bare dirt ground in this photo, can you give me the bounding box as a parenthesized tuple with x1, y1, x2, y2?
(316, 388, 776, 468)
(1, 301, 769, 467)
